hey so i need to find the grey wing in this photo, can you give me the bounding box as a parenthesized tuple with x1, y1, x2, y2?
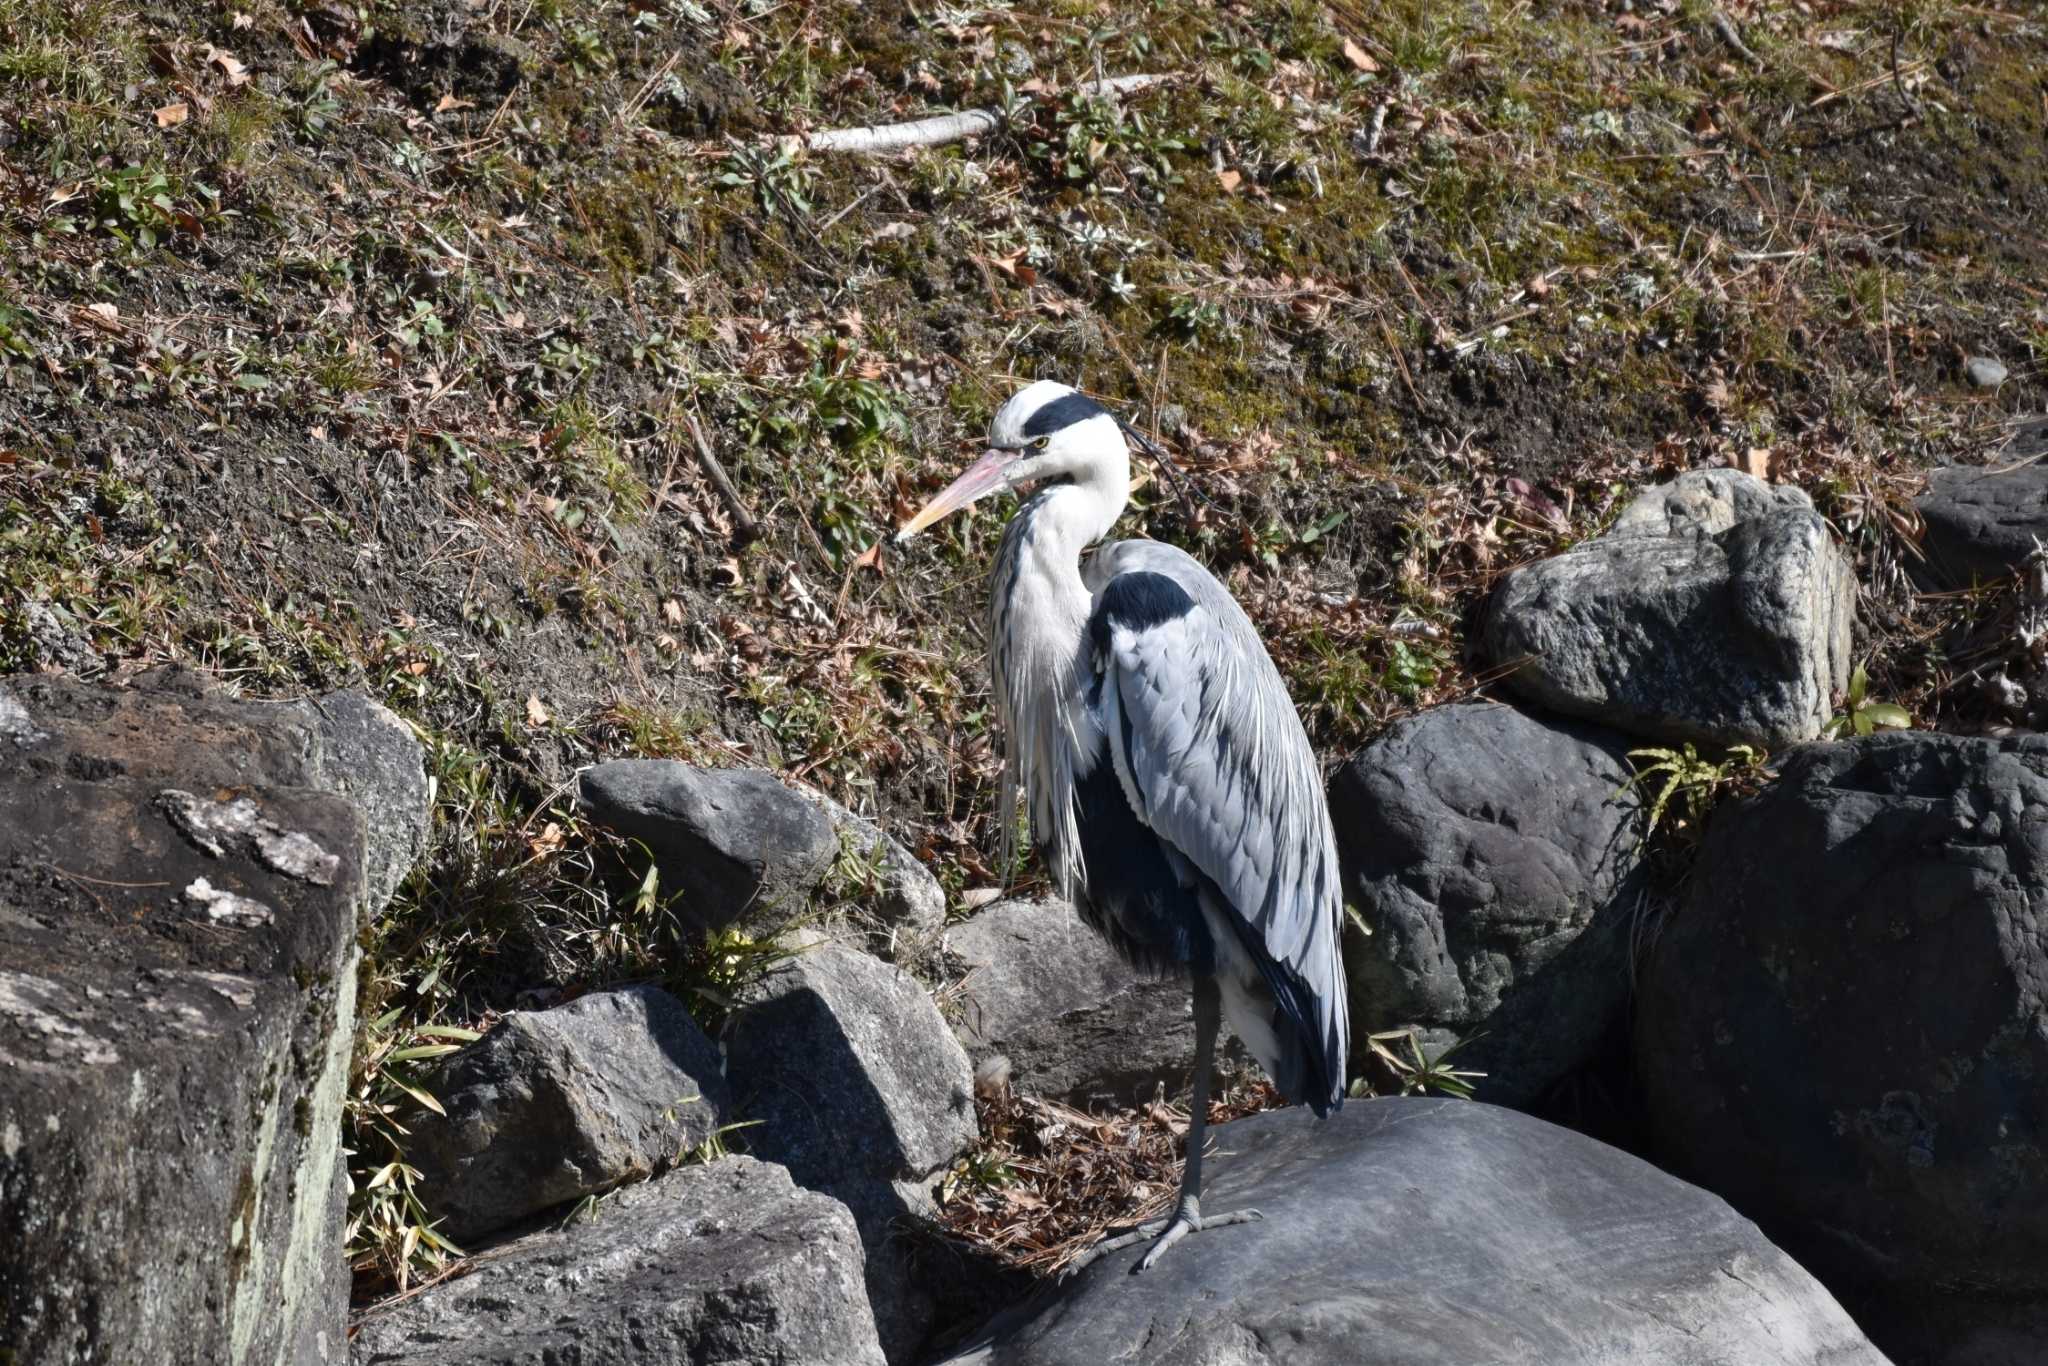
(1086, 539, 1349, 1110)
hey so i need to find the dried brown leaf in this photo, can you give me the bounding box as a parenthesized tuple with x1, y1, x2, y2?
(207, 46, 250, 86)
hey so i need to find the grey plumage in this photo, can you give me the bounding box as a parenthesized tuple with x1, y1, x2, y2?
(898, 378, 1349, 1268)
(1082, 538, 1349, 1110)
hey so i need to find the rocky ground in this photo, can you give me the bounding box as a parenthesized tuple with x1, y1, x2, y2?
(5, 0, 2048, 1362)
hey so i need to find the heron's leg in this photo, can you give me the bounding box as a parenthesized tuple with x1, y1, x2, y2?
(1064, 974, 1261, 1277)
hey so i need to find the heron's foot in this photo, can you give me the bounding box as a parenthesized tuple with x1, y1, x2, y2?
(1063, 1203, 1263, 1277)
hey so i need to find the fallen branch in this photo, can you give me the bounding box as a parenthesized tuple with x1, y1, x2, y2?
(683, 411, 759, 545)
(800, 73, 1175, 156)
(1711, 10, 1763, 68)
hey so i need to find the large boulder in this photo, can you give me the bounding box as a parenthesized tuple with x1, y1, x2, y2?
(405, 985, 731, 1242)
(1638, 732, 2048, 1365)
(1914, 421, 2048, 589)
(349, 1156, 885, 1366)
(1329, 702, 1646, 1107)
(725, 943, 977, 1363)
(580, 760, 836, 932)
(947, 1098, 1888, 1366)
(943, 898, 1215, 1109)
(1477, 468, 1855, 747)
(0, 672, 427, 1365)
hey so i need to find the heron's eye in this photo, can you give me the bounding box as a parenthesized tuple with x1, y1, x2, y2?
(1031, 436, 1050, 450)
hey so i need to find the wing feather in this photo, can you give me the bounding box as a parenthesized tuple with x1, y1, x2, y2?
(1086, 542, 1349, 1110)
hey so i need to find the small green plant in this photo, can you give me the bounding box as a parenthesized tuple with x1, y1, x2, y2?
(1164, 292, 1226, 340)
(1249, 510, 1346, 571)
(678, 1114, 764, 1166)
(85, 166, 198, 248)
(291, 61, 344, 138)
(1380, 638, 1444, 702)
(1618, 742, 1765, 845)
(562, 25, 610, 73)
(1823, 663, 1912, 738)
(1022, 83, 1189, 194)
(941, 1148, 1018, 1202)
(669, 925, 799, 1025)
(805, 366, 907, 455)
(715, 143, 813, 221)
(1355, 1028, 1485, 1100)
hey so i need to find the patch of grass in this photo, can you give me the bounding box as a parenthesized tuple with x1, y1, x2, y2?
(664, 921, 798, 1028)
(344, 999, 477, 1293)
(0, 467, 185, 672)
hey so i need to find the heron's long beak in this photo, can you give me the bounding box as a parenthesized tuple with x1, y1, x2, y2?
(895, 447, 1016, 542)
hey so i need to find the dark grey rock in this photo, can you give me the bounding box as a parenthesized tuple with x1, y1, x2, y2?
(725, 944, 976, 1364)
(579, 761, 837, 934)
(1915, 425, 2048, 589)
(407, 985, 731, 1242)
(349, 1156, 885, 1366)
(803, 786, 946, 957)
(1638, 732, 2048, 1366)
(944, 898, 1210, 1109)
(1477, 468, 1855, 747)
(1965, 355, 2009, 389)
(948, 1099, 1888, 1366)
(1329, 702, 1646, 1107)
(0, 672, 426, 1365)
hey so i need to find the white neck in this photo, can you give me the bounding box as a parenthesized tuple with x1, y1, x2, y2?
(1033, 473, 1125, 558)
(988, 477, 1125, 895)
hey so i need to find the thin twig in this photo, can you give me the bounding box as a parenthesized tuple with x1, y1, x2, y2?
(1808, 58, 1930, 110)
(1889, 26, 1923, 123)
(682, 410, 759, 545)
(1881, 268, 1898, 401)
(799, 74, 1176, 156)
(1712, 10, 1763, 68)
(1377, 318, 1425, 411)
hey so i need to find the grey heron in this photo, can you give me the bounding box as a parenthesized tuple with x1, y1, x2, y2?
(898, 380, 1349, 1270)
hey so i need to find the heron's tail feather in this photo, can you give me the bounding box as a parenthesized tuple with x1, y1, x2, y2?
(1220, 913, 1345, 1117)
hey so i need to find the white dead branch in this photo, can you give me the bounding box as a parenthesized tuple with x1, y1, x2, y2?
(799, 74, 1176, 156)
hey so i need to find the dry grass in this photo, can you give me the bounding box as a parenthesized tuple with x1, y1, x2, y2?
(938, 1078, 1284, 1276)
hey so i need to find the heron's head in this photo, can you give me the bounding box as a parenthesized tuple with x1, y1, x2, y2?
(896, 381, 1130, 541)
